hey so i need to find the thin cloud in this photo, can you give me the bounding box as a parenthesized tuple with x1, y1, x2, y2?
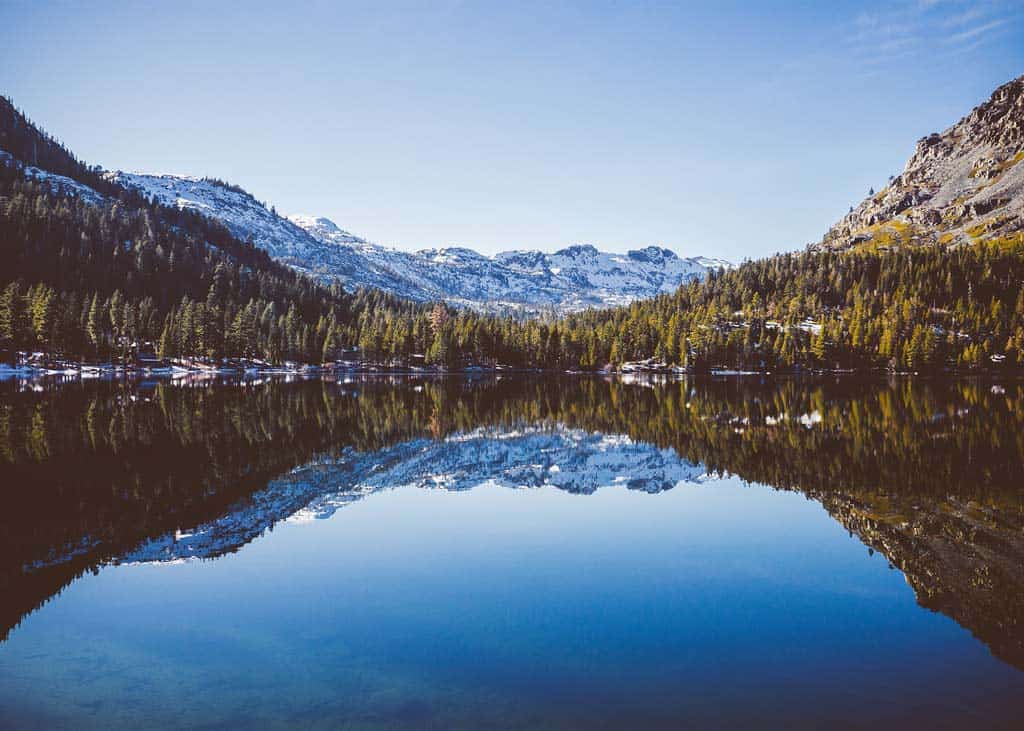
(876, 35, 922, 54)
(845, 0, 1018, 65)
(941, 7, 986, 28)
(946, 18, 1008, 43)
(854, 12, 880, 29)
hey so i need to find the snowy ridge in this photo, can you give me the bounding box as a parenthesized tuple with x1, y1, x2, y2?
(0, 149, 106, 206)
(105, 171, 729, 314)
(117, 427, 709, 565)
(103, 172, 367, 273)
(294, 219, 731, 314)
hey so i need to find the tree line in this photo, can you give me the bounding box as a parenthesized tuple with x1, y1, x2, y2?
(549, 244, 1024, 372)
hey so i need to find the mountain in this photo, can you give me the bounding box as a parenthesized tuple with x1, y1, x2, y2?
(294, 216, 729, 314)
(1, 95, 393, 369)
(817, 74, 1024, 251)
(102, 172, 388, 283)
(106, 171, 729, 314)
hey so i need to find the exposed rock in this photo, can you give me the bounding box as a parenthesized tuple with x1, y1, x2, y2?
(816, 75, 1024, 251)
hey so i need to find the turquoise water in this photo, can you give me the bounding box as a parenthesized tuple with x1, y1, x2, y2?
(0, 377, 1022, 728)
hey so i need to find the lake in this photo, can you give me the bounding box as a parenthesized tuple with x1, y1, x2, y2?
(0, 375, 1022, 729)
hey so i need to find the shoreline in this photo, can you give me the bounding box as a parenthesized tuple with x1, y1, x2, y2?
(2, 361, 1021, 383)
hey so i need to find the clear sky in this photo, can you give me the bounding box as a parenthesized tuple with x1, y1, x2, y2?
(1, 1, 1022, 261)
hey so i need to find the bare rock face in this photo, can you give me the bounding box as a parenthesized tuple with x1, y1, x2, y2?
(816, 75, 1024, 251)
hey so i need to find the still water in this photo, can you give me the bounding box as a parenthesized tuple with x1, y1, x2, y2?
(0, 375, 1022, 729)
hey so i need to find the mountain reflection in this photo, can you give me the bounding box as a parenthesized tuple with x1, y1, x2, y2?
(1, 375, 1022, 668)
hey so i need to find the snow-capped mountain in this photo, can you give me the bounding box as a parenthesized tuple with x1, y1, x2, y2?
(104, 172, 390, 282)
(106, 171, 729, 314)
(117, 427, 709, 565)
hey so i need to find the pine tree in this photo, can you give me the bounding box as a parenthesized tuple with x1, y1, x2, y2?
(0, 282, 24, 358)
(29, 284, 55, 356)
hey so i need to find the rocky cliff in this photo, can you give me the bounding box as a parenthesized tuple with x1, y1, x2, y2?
(817, 74, 1024, 251)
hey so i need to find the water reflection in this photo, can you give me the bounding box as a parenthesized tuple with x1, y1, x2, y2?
(1, 374, 1022, 673)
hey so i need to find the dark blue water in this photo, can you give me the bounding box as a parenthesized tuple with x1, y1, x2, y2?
(0, 479, 1019, 729)
(0, 376, 1022, 728)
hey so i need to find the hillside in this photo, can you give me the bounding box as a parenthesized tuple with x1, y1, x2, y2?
(0, 95, 428, 368)
(818, 74, 1024, 251)
(107, 170, 728, 315)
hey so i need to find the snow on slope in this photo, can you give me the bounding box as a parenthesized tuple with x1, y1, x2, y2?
(105, 171, 729, 314)
(0, 149, 106, 205)
(294, 216, 731, 313)
(105, 172, 354, 270)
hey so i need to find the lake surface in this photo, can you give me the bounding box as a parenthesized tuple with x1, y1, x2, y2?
(1, 375, 1022, 729)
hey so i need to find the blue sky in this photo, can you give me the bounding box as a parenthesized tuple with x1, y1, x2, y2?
(1, 1, 1021, 261)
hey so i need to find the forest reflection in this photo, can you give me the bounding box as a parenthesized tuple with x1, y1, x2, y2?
(1, 374, 1022, 668)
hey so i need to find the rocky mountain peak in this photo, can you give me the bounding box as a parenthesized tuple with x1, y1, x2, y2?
(816, 74, 1024, 252)
(287, 215, 366, 244)
(960, 74, 1024, 149)
(555, 244, 599, 259)
(290, 214, 340, 233)
(629, 246, 678, 263)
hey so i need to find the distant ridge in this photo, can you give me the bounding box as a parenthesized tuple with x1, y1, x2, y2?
(106, 171, 729, 315)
